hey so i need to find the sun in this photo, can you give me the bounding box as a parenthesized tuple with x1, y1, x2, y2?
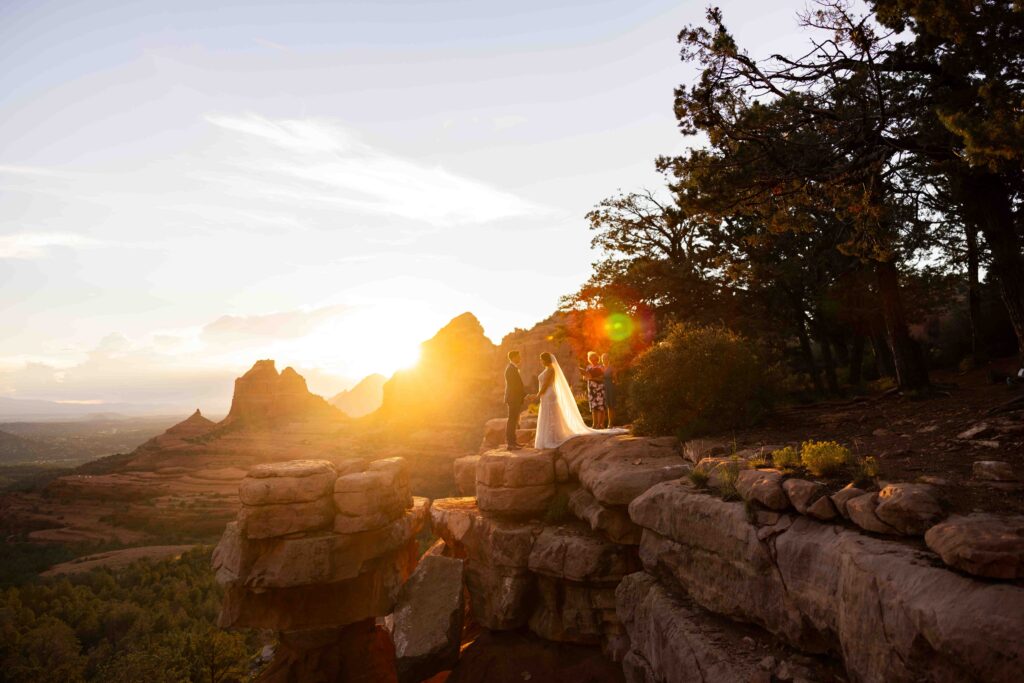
(289, 306, 433, 381)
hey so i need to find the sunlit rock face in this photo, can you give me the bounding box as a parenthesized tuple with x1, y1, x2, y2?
(222, 360, 343, 427)
(329, 373, 386, 418)
(213, 457, 426, 681)
(379, 313, 501, 427)
(628, 480, 1024, 683)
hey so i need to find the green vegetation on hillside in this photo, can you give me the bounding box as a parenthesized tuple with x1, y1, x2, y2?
(0, 548, 258, 683)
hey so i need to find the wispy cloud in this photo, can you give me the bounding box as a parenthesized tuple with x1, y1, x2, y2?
(204, 114, 544, 225)
(0, 232, 103, 259)
(200, 304, 349, 344)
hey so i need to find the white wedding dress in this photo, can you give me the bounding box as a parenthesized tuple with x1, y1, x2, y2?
(534, 357, 627, 449)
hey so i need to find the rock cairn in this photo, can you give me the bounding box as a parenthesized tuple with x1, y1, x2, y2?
(213, 458, 428, 682)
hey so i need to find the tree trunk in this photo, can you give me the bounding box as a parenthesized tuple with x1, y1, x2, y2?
(796, 317, 824, 394)
(849, 334, 865, 386)
(958, 169, 1024, 361)
(812, 313, 840, 394)
(875, 259, 930, 390)
(964, 220, 983, 363)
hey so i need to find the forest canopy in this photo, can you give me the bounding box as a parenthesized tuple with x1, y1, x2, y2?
(563, 0, 1024, 398)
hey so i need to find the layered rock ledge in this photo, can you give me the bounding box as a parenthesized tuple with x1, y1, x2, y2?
(627, 479, 1024, 683)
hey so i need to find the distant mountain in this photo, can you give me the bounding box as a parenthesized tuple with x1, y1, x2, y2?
(377, 312, 501, 427)
(219, 360, 345, 428)
(329, 374, 386, 418)
(0, 429, 56, 464)
(0, 396, 182, 421)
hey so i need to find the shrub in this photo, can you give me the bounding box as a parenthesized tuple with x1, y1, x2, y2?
(629, 323, 773, 437)
(713, 457, 744, 500)
(771, 446, 801, 470)
(800, 440, 851, 477)
(689, 468, 710, 488)
(853, 455, 881, 486)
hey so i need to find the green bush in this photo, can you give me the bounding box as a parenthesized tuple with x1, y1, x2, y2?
(771, 446, 801, 470)
(800, 440, 851, 477)
(628, 323, 773, 437)
(713, 457, 744, 500)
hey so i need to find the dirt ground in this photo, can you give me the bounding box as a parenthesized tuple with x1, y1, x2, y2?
(722, 360, 1024, 517)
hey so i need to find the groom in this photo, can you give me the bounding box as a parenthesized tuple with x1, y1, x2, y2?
(504, 350, 527, 450)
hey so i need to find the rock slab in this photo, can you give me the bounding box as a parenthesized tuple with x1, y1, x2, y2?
(392, 555, 465, 683)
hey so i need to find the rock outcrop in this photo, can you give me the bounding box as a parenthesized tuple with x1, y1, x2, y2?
(627, 480, 1024, 683)
(213, 457, 426, 680)
(392, 555, 465, 683)
(925, 514, 1024, 579)
(222, 360, 343, 427)
(329, 373, 386, 418)
(431, 433, 684, 664)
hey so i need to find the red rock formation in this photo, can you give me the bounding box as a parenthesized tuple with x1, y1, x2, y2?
(222, 360, 343, 428)
(330, 373, 386, 418)
(378, 313, 500, 426)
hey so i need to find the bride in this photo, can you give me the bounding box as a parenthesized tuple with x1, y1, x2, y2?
(534, 352, 627, 449)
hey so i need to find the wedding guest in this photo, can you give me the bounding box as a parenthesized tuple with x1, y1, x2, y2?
(601, 353, 616, 428)
(585, 351, 607, 429)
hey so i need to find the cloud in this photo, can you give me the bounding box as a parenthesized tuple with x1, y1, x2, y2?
(0, 232, 104, 259)
(204, 113, 543, 225)
(200, 304, 349, 344)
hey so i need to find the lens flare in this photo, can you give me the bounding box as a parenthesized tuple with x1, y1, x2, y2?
(604, 313, 634, 342)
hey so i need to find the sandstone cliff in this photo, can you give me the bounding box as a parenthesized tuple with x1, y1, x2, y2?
(221, 360, 344, 428)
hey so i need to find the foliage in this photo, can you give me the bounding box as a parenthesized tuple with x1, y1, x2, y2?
(771, 447, 801, 470)
(628, 323, 772, 437)
(853, 456, 881, 487)
(800, 440, 852, 477)
(563, 0, 1024, 399)
(0, 547, 259, 683)
(712, 457, 743, 501)
(688, 468, 709, 488)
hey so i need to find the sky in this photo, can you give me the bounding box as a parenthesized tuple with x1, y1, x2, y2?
(1, 0, 816, 413)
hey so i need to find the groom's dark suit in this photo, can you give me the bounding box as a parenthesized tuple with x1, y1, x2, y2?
(504, 362, 526, 448)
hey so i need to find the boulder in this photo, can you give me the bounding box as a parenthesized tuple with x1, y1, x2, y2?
(736, 469, 789, 510)
(226, 499, 430, 589)
(874, 483, 943, 535)
(568, 488, 642, 545)
(333, 471, 406, 520)
(392, 555, 465, 683)
(629, 480, 1024, 683)
(476, 448, 555, 488)
(557, 434, 687, 506)
(973, 460, 1018, 482)
(453, 455, 479, 496)
(925, 514, 1024, 579)
(781, 478, 827, 515)
(218, 540, 419, 630)
(682, 438, 729, 464)
(430, 497, 542, 629)
(476, 482, 555, 517)
(239, 496, 334, 539)
(830, 484, 866, 519)
(616, 572, 751, 683)
(240, 460, 338, 505)
(845, 493, 898, 535)
(528, 575, 617, 646)
(527, 523, 639, 584)
(475, 449, 556, 517)
(805, 495, 838, 522)
(694, 457, 739, 491)
(368, 457, 412, 502)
